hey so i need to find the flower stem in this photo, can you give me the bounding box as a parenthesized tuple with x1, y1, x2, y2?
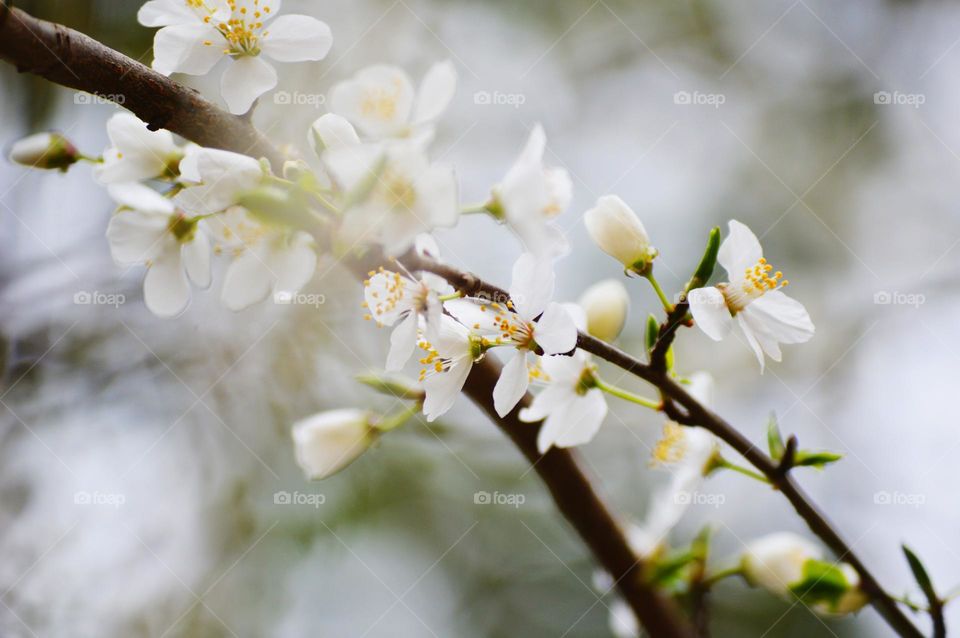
(717, 458, 770, 484)
(376, 402, 422, 432)
(461, 202, 491, 215)
(703, 565, 743, 588)
(644, 273, 674, 313)
(594, 377, 660, 410)
(438, 291, 463, 302)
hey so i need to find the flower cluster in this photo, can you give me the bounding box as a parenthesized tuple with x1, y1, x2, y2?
(6, 3, 860, 627)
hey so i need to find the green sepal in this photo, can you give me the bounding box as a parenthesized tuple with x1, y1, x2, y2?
(683, 226, 721, 295)
(767, 413, 786, 460)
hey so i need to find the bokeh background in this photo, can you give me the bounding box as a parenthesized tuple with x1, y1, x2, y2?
(0, 0, 957, 636)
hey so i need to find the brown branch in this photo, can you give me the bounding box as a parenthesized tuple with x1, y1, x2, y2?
(0, 5, 696, 636)
(400, 256, 925, 638)
(0, 3, 283, 168)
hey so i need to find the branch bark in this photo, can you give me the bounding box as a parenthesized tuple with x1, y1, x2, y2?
(0, 4, 696, 636)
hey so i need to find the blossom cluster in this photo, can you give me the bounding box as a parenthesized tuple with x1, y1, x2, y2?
(5, 0, 863, 624)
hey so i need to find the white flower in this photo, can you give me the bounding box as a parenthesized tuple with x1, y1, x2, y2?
(205, 207, 317, 311)
(8, 132, 79, 170)
(417, 315, 483, 421)
(494, 124, 571, 258)
(687, 220, 814, 371)
(629, 373, 719, 557)
(176, 147, 266, 214)
(139, 0, 332, 114)
(445, 253, 578, 416)
(578, 279, 630, 342)
(292, 408, 376, 479)
(519, 350, 607, 453)
(363, 267, 450, 371)
(583, 195, 657, 274)
(105, 182, 211, 317)
(329, 61, 457, 140)
(95, 113, 187, 184)
(309, 113, 360, 156)
(324, 141, 458, 256)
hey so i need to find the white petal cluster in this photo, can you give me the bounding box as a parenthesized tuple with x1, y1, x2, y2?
(139, 0, 332, 114)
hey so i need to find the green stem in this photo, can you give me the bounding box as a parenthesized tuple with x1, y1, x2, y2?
(717, 458, 770, 484)
(645, 272, 674, 313)
(703, 566, 743, 588)
(438, 291, 463, 302)
(594, 377, 660, 410)
(376, 402, 422, 432)
(461, 202, 492, 215)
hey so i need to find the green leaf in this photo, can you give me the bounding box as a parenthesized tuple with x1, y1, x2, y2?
(793, 451, 843, 469)
(789, 558, 851, 606)
(902, 545, 938, 603)
(684, 227, 721, 294)
(690, 525, 712, 563)
(649, 549, 698, 588)
(644, 313, 659, 353)
(767, 413, 785, 460)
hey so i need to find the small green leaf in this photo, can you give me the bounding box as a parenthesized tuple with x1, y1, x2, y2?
(690, 525, 712, 562)
(793, 451, 843, 469)
(902, 545, 937, 603)
(645, 313, 659, 353)
(789, 558, 851, 606)
(649, 549, 698, 588)
(684, 226, 721, 294)
(767, 413, 785, 460)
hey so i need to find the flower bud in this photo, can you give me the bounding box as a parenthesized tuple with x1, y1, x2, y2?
(292, 409, 377, 480)
(741, 532, 867, 615)
(584, 195, 657, 274)
(578, 279, 629, 342)
(309, 113, 359, 155)
(8, 132, 80, 170)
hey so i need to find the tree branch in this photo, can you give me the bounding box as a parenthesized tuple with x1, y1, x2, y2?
(401, 255, 925, 638)
(0, 5, 696, 636)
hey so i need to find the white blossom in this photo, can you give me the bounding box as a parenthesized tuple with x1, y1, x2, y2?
(329, 61, 457, 141)
(105, 182, 211, 317)
(687, 220, 814, 371)
(323, 141, 458, 256)
(583, 195, 657, 274)
(96, 112, 187, 184)
(175, 146, 266, 214)
(292, 408, 376, 479)
(578, 279, 630, 342)
(205, 207, 317, 311)
(519, 350, 607, 453)
(445, 253, 578, 416)
(363, 267, 450, 371)
(494, 124, 571, 258)
(417, 315, 483, 421)
(139, 0, 332, 114)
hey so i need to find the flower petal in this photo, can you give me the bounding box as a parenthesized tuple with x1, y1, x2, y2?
(220, 249, 273, 311)
(534, 302, 578, 355)
(509, 253, 554, 320)
(182, 231, 211, 289)
(329, 65, 415, 138)
(413, 60, 457, 124)
(422, 357, 472, 421)
(746, 290, 815, 344)
(443, 299, 500, 334)
(261, 15, 332, 62)
(737, 313, 768, 371)
(139, 0, 199, 27)
(107, 182, 175, 215)
(493, 351, 530, 417)
(718, 219, 763, 279)
(220, 55, 278, 115)
(270, 232, 318, 295)
(386, 313, 418, 371)
(688, 286, 733, 341)
(175, 148, 263, 214)
(152, 23, 223, 76)
(143, 248, 190, 317)
(309, 113, 359, 155)
(519, 383, 568, 423)
(538, 389, 607, 452)
(106, 210, 169, 264)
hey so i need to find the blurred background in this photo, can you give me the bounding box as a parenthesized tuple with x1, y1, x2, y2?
(0, 0, 957, 635)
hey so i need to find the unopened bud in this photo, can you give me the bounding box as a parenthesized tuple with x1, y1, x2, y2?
(578, 279, 629, 342)
(292, 409, 377, 480)
(8, 132, 80, 171)
(584, 195, 657, 274)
